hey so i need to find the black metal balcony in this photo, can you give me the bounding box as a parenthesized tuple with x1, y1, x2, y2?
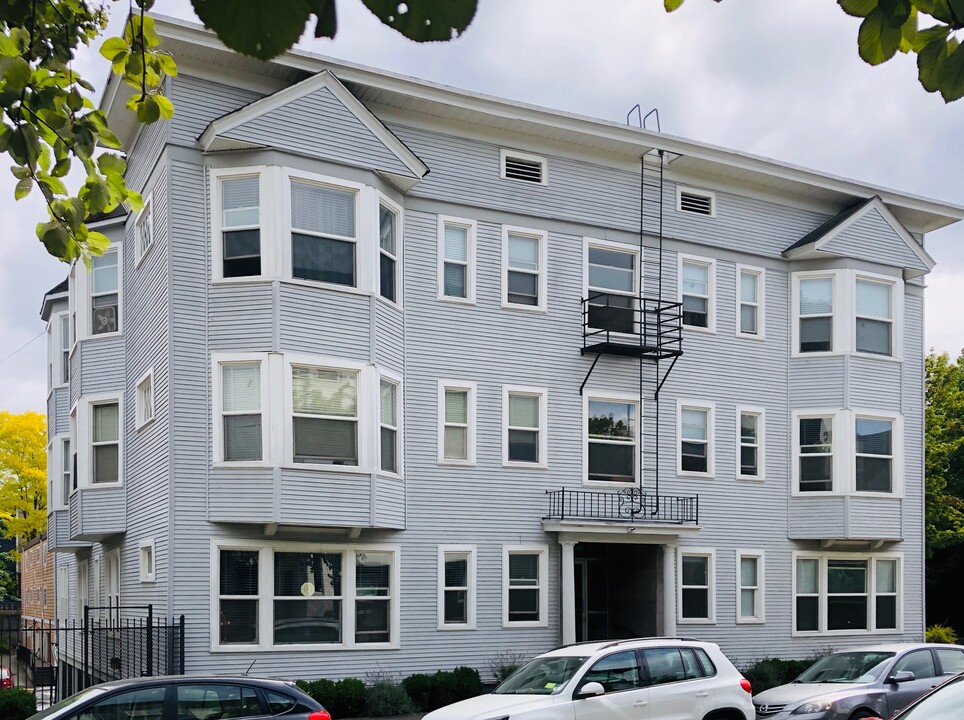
(582, 294, 683, 359)
(545, 487, 699, 525)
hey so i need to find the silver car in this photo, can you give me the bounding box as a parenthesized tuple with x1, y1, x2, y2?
(752, 643, 964, 720)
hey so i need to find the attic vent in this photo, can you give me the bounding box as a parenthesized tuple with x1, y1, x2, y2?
(501, 149, 546, 185)
(678, 187, 715, 217)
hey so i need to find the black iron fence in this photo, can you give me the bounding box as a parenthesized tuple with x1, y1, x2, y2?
(1, 605, 184, 707)
(545, 487, 699, 524)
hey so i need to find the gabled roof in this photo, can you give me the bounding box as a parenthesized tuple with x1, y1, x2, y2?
(783, 195, 935, 277)
(40, 276, 69, 320)
(198, 69, 429, 190)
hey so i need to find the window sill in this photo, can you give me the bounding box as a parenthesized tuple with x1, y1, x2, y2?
(83, 331, 123, 341)
(139, 577, 156, 584)
(438, 459, 477, 468)
(736, 474, 765, 482)
(212, 276, 272, 286)
(582, 480, 638, 489)
(792, 628, 901, 638)
(677, 618, 716, 625)
(212, 461, 272, 470)
(853, 351, 902, 363)
(437, 295, 477, 307)
(283, 277, 368, 298)
(502, 461, 549, 470)
(437, 624, 477, 631)
(211, 642, 400, 653)
(377, 470, 404, 481)
(677, 471, 714, 479)
(682, 325, 715, 335)
(502, 621, 548, 629)
(135, 417, 156, 432)
(735, 332, 766, 342)
(83, 482, 124, 490)
(500, 302, 548, 314)
(376, 295, 403, 312)
(736, 618, 766, 625)
(284, 462, 370, 475)
(791, 350, 844, 359)
(134, 242, 155, 270)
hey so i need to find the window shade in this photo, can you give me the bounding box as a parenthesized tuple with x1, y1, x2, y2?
(220, 550, 259, 595)
(291, 181, 355, 237)
(222, 364, 260, 412)
(741, 557, 757, 586)
(799, 417, 832, 450)
(92, 253, 118, 293)
(357, 553, 391, 594)
(799, 278, 832, 314)
(379, 205, 396, 254)
(876, 559, 896, 593)
(380, 380, 396, 425)
(740, 272, 758, 302)
(444, 555, 468, 587)
(509, 395, 539, 428)
(443, 264, 467, 297)
(92, 403, 119, 442)
(445, 390, 468, 423)
(508, 235, 538, 271)
(588, 248, 634, 292)
(443, 427, 467, 459)
(681, 409, 707, 441)
(222, 177, 259, 227)
(796, 558, 818, 594)
(682, 262, 708, 295)
(509, 554, 538, 583)
(292, 367, 356, 416)
(444, 225, 468, 261)
(856, 280, 891, 319)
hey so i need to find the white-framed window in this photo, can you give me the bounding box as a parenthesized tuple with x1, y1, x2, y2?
(291, 365, 359, 467)
(736, 265, 764, 339)
(793, 271, 837, 354)
(585, 393, 638, 484)
(678, 550, 715, 623)
(503, 385, 548, 468)
(289, 175, 359, 288)
(438, 546, 476, 629)
(378, 198, 401, 305)
(438, 381, 476, 466)
(213, 541, 400, 650)
(89, 399, 121, 485)
(502, 226, 548, 311)
(379, 377, 400, 474)
(214, 356, 266, 465)
(737, 407, 764, 480)
(500, 148, 547, 185)
(737, 551, 765, 623)
(855, 277, 893, 356)
(77, 559, 88, 616)
(678, 401, 714, 477)
(855, 414, 894, 493)
(139, 539, 156, 583)
(135, 197, 154, 264)
(90, 247, 121, 336)
(216, 172, 263, 280)
(61, 437, 71, 506)
(105, 549, 121, 617)
(795, 412, 835, 493)
(676, 186, 716, 217)
(438, 216, 476, 303)
(57, 565, 68, 623)
(135, 369, 155, 429)
(585, 238, 639, 334)
(49, 312, 70, 388)
(502, 545, 549, 627)
(679, 255, 715, 332)
(794, 554, 901, 634)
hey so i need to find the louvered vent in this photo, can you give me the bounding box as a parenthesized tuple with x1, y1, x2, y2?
(503, 154, 545, 184)
(679, 190, 714, 216)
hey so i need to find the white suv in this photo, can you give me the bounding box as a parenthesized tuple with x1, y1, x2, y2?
(424, 637, 753, 720)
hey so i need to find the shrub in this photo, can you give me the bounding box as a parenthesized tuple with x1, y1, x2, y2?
(0, 689, 38, 720)
(401, 673, 434, 712)
(487, 650, 528, 684)
(926, 624, 959, 644)
(450, 666, 484, 701)
(297, 677, 366, 718)
(741, 657, 819, 694)
(401, 667, 485, 712)
(364, 681, 415, 717)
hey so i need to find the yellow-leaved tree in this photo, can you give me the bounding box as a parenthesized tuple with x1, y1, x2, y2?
(0, 411, 47, 547)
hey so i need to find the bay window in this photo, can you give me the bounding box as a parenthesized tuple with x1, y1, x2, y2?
(379, 379, 398, 473)
(219, 549, 259, 645)
(795, 555, 900, 633)
(220, 176, 261, 278)
(220, 362, 263, 463)
(798, 276, 834, 353)
(290, 179, 357, 286)
(90, 250, 120, 335)
(355, 552, 392, 643)
(292, 366, 358, 466)
(91, 401, 120, 484)
(587, 397, 637, 483)
(855, 416, 893, 493)
(273, 551, 342, 645)
(856, 278, 893, 356)
(378, 202, 399, 303)
(797, 415, 833, 492)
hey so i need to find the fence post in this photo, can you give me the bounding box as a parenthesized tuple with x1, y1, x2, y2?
(146, 605, 153, 676)
(179, 615, 185, 674)
(82, 605, 89, 690)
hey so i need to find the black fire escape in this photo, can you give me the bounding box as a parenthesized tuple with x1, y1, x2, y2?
(545, 149, 699, 525)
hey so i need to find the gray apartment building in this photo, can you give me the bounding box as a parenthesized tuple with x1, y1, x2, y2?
(40, 14, 964, 684)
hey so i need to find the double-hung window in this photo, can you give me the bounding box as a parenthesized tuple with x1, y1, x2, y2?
(587, 397, 637, 483)
(856, 278, 893, 356)
(379, 378, 399, 473)
(798, 415, 833, 492)
(439, 382, 475, 465)
(90, 250, 120, 335)
(679, 403, 712, 475)
(679, 551, 714, 622)
(91, 401, 120, 484)
(439, 547, 475, 628)
(503, 227, 546, 310)
(273, 551, 342, 645)
(219, 549, 259, 645)
(855, 416, 893, 493)
(680, 257, 714, 330)
(290, 179, 357, 286)
(737, 266, 763, 337)
(61, 438, 71, 505)
(738, 552, 764, 622)
(291, 366, 358, 466)
(220, 176, 261, 278)
(795, 555, 900, 633)
(587, 243, 637, 333)
(135, 199, 153, 262)
(378, 202, 399, 303)
(220, 362, 263, 463)
(737, 408, 763, 479)
(355, 552, 392, 643)
(439, 217, 475, 302)
(798, 276, 834, 353)
(504, 387, 547, 466)
(503, 546, 547, 626)
(136, 371, 154, 429)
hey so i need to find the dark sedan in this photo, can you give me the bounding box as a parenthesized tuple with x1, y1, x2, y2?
(28, 675, 330, 720)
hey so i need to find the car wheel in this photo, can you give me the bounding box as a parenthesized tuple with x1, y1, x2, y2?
(850, 711, 877, 720)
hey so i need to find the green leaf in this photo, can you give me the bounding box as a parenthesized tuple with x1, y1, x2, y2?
(97, 153, 127, 176)
(0, 33, 19, 57)
(664, 0, 686, 11)
(361, 0, 478, 41)
(914, 0, 955, 25)
(39, 175, 69, 197)
(141, 15, 161, 47)
(939, 40, 964, 102)
(52, 156, 71, 177)
(136, 95, 161, 123)
(10, 165, 30, 180)
(99, 37, 130, 62)
(81, 178, 110, 214)
(86, 231, 111, 255)
(919, 35, 951, 91)
(3, 57, 32, 93)
(154, 94, 175, 119)
(858, 7, 903, 64)
(157, 53, 178, 77)
(839, 0, 877, 17)
(14, 177, 32, 200)
(314, 0, 337, 38)
(37, 221, 70, 258)
(878, 0, 911, 27)
(911, 24, 950, 53)
(190, 0, 315, 59)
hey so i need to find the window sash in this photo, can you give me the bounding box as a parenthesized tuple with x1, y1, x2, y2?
(680, 555, 710, 620)
(739, 413, 760, 476)
(739, 270, 760, 335)
(442, 552, 470, 625)
(62, 439, 71, 505)
(443, 389, 470, 461)
(507, 552, 541, 622)
(59, 316, 70, 383)
(739, 556, 760, 619)
(379, 204, 398, 303)
(380, 379, 398, 473)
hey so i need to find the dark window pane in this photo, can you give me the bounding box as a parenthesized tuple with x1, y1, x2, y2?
(682, 556, 707, 585)
(220, 550, 259, 595)
(93, 445, 118, 483)
(220, 599, 258, 644)
(292, 233, 355, 286)
(681, 294, 708, 328)
(293, 417, 357, 465)
(796, 597, 818, 631)
(876, 597, 897, 630)
(177, 685, 262, 719)
(508, 588, 539, 621)
(266, 691, 296, 715)
(356, 599, 390, 643)
(588, 293, 635, 333)
(444, 263, 466, 298)
(508, 429, 538, 462)
(857, 457, 892, 492)
(274, 552, 341, 596)
(509, 554, 538, 582)
(88, 687, 166, 720)
(740, 446, 758, 476)
(643, 648, 685, 686)
(681, 442, 707, 473)
(507, 271, 538, 305)
(856, 318, 891, 355)
(582, 651, 641, 692)
(588, 442, 634, 482)
(681, 588, 708, 619)
(828, 560, 866, 593)
(827, 596, 867, 630)
(224, 415, 262, 462)
(380, 254, 396, 302)
(223, 229, 261, 278)
(800, 456, 832, 491)
(856, 418, 892, 454)
(91, 294, 118, 335)
(800, 316, 832, 352)
(274, 598, 341, 644)
(380, 427, 397, 473)
(444, 589, 467, 624)
(445, 558, 467, 587)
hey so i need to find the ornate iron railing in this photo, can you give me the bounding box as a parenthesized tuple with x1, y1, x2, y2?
(545, 487, 699, 524)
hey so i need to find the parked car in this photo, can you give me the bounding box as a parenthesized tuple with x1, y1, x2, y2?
(27, 675, 331, 720)
(1, 665, 12, 689)
(423, 636, 754, 720)
(870, 670, 964, 720)
(752, 643, 964, 720)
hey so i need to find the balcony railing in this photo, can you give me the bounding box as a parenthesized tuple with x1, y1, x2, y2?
(582, 294, 683, 359)
(545, 487, 699, 525)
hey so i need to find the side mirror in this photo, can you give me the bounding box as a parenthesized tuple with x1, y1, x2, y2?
(575, 681, 606, 699)
(888, 670, 916, 684)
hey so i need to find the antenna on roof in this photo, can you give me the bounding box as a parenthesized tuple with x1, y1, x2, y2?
(244, 660, 256, 676)
(626, 105, 661, 132)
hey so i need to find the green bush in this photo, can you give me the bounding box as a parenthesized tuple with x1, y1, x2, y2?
(297, 677, 367, 718)
(450, 666, 484, 702)
(487, 651, 528, 684)
(741, 657, 819, 695)
(926, 624, 959, 644)
(400, 667, 485, 712)
(364, 681, 415, 717)
(400, 673, 434, 712)
(0, 689, 38, 720)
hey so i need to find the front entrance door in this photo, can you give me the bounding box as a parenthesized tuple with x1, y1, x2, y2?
(575, 558, 609, 641)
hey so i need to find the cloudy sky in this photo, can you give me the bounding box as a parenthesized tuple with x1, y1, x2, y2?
(1, 0, 962, 414)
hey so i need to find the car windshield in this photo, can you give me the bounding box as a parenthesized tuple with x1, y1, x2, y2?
(493, 656, 589, 695)
(899, 673, 964, 719)
(796, 652, 895, 684)
(27, 687, 108, 719)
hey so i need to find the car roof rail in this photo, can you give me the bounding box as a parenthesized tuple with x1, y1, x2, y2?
(552, 636, 704, 652)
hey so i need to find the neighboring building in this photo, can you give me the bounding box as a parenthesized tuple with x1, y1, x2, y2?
(19, 534, 56, 667)
(41, 13, 964, 684)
